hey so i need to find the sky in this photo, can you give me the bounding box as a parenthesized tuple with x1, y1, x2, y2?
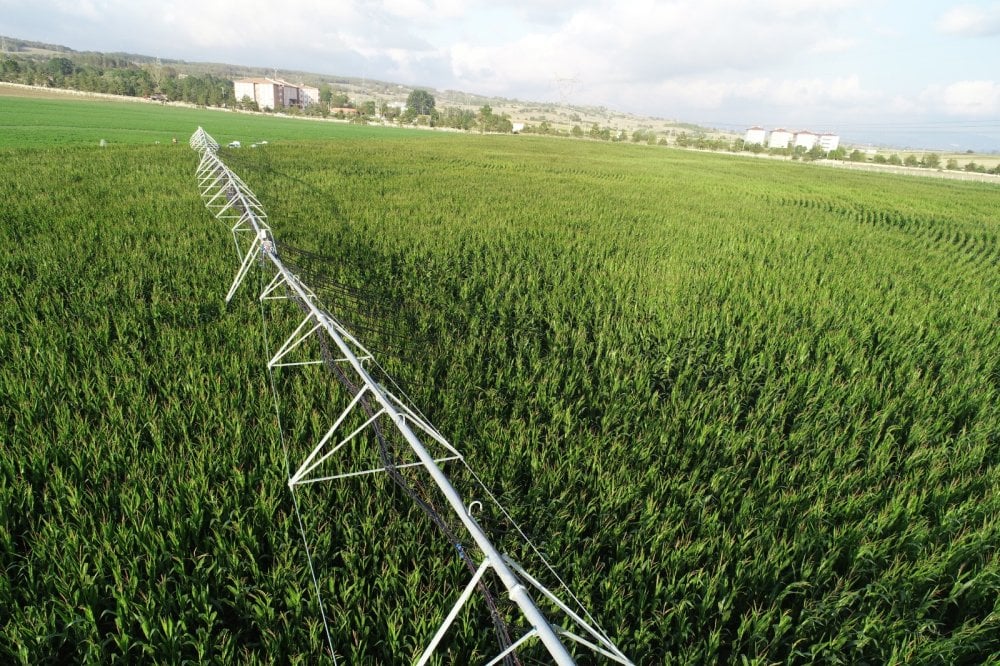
(3, 0, 1000, 150)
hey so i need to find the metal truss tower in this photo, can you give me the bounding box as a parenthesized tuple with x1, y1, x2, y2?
(189, 127, 632, 665)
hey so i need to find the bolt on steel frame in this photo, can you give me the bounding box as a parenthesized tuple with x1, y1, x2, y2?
(190, 127, 633, 665)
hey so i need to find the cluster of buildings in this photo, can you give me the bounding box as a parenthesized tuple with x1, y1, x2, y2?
(233, 77, 320, 111)
(744, 126, 840, 151)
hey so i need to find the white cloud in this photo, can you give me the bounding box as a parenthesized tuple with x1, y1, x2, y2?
(612, 74, 880, 116)
(52, 0, 103, 20)
(7, 0, 996, 144)
(446, 0, 875, 114)
(380, 0, 465, 22)
(157, 0, 364, 49)
(937, 4, 1000, 37)
(772, 76, 870, 107)
(4, 0, 873, 95)
(923, 80, 1000, 116)
(810, 37, 857, 54)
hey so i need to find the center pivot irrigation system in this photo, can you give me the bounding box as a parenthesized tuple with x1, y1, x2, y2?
(189, 127, 633, 665)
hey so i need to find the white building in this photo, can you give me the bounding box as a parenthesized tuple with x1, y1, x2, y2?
(818, 133, 840, 151)
(234, 78, 282, 110)
(272, 79, 320, 108)
(744, 126, 767, 145)
(233, 78, 318, 111)
(299, 85, 320, 107)
(768, 128, 793, 149)
(233, 79, 256, 104)
(794, 131, 819, 150)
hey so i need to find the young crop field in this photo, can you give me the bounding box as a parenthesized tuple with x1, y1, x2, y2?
(1, 97, 999, 664)
(0, 89, 425, 148)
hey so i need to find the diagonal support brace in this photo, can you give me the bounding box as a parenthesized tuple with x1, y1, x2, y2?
(225, 230, 267, 303)
(416, 558, 492, 666)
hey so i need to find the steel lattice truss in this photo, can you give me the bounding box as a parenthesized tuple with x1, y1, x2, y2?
(189, 127, 633, 665)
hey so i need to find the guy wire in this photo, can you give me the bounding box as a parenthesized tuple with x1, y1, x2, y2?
(257, 254, 338, 663)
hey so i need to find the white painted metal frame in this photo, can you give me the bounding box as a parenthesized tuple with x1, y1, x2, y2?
(190, 127, 633, 666)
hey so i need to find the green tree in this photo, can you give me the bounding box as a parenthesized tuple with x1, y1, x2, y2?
(0, 58, 21, 78)
(946, 158, 959, 170)
(46, 57, 74, 77)
(806, 144, 826, 160)
(436, 107, 474, 129)
(492, 114, 513, 133)
(476, 105, 512, 133)
(849, 149, 864, 162)
(157, 66, 178, 87)
(477, 104, 494, 133)
(904, 154, 919, 167)
(407, 89, 435, 116)
(382, 102, 403, 121)
(304, 102, 328, 118)
(888, 154, 902, 166)
(589, 124, 612, 141)
(923, 153, 941, 169)
(160, 77, 179, 100)
(571, 125, 584, 138)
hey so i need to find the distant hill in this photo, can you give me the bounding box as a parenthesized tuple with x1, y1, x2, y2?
(1, 35, 75, 54)
(865, 131, 1000, 154)
(0, 34, 705, 139)
(6, 34, 996, 152)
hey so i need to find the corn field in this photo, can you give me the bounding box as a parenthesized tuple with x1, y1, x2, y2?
(1, 133, 998, 664)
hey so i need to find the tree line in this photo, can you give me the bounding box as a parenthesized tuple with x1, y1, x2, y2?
(3, 55, 998, 168)
(305, 89, 516, 134)
(376, 90, 514, 133)
(1, 55, 234, 106)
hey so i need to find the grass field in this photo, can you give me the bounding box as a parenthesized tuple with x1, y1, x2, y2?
(2, 94, 999, 664)
(0, 89, 422, 148)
